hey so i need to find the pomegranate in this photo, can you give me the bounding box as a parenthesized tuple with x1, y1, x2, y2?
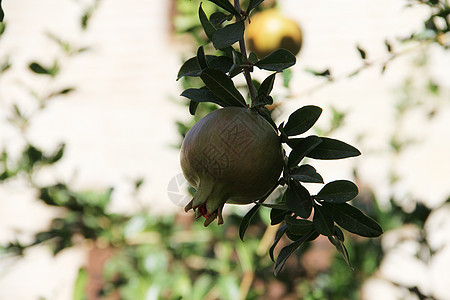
(181, 107, 284, 226)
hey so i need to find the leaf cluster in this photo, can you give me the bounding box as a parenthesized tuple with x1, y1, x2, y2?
(178, 0, 383, 276)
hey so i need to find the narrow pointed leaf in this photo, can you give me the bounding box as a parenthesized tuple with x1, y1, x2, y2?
(284, 105, 322, 136)
(181, 87, 226, 107)
(29, 62, 51, 76)
(328, 235, 353, 270)
(212, 20, 245, 49)
(284, 215, 314, 235)
(177, 55, 233, 80)
(285, 181, 313, 218)
(210, 12, 229, 27)
(247, 0, 264, 14)
(287, 136, 322, 168)
(189, 101, 199, 115)
(287, 164, 323, 183)
(324, 203, 383, 237)
(269, 224, 287, 262)
(239, 204, 260, 241)
(313, 204, 334, 236)
(316, 180, 358, 203)
(199, 4, 216, 41)
(274, 230, 314, 276)
(199, 68, 246, 107)
(255, 49, 296, 72)
(306, 137, 361, 160)
(207, 0, 240, 16)
(197, 46, 209, 70)
(257, 73, 276, 98)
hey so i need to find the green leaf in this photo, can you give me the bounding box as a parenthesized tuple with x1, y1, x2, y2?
(306, 137, 361, 160)
(324, 203, 383, 238)
(207, 0, 240, 16)
(196, 46, 209, 70)
(257, 73, 276, 98)
(248, 52, 258, 64)
(305, 68, 332, 80)
(283, 105, 323, 136)
(269, 224, 287, 262)
(287, 135, 322, 168)
(270, 208, 290, 225)
(181, 87, 229, 107)
(284, 215, 314, 235)
(199, 68, 246, 107)
(274, 230, 314, 276)
(316, 180, 358, 203)
(313, 204, 334, 236)
(29, 62, 51, 76)
(189, 101, 199, 115)
(328, 235, 353, 270)
(287, 164, 323, 183)
(239, 204, 260, 241)
(247, 0, 264, 14)
(210, 12, 230, 27)
(255, 49, 296, 72)
(73, 268, 88, 300)
(285, 180, 312, 218)
(199, 4, 216, 41)
(212, 20, 245, 49)
(177, 55, 233, 80)
(356, 44, 367, 60)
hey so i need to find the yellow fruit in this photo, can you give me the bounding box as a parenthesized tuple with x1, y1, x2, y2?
(181, 107, 284, 226)
(246, 9, 303, 59)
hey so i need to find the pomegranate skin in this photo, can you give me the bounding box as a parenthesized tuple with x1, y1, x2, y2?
(180, 107, 284, 226)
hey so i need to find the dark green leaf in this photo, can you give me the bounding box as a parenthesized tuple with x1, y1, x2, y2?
(197, 46, 209, 70)
(248, 52, 258, 64)
(212, 20, 245, 49)
(287, 164, 323, 183)
(260, 202, 289, 210)
(285, 215, 314, 235)
(270, 208, 290, 225)
(46, 143, 65, 164)
(269, 224, 287, 262)
(324, 203, 383, 238)
(199, 4, 216, 41)
(306, 137, 361, 160)
(209, 12, 229, 27)
(283, 105, 322, 136)
(200, 68, 246, 107)
(328, 235, 353, 270)
(181, 87, 229, 107)
(286, 230, 319, 242)
(29, 62, 50, 75)
(313, 204, 334, 236)
(316, 180, 358, 203)
(285, 180, 312, 218)
(0, 0, 4, 22)
(255, 49, 296, 72)
(177, 55, 233, 80)
(385, 40, 393, 53)
(356, 45, 367, 60)
(207, 0, 240, 16)
(305, 68, 332, 80)
(189, 101, 199, 115)
(274, 230, 314, 276)
(239, 204, 260, 241)
(257, 73, 276, 98)
(334, 225, 345, 241)
(287, 135, 322, 168)
(247, 0, 264, 14)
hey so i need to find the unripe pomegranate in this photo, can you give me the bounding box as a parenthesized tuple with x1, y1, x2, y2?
(181, 107, 284, 226)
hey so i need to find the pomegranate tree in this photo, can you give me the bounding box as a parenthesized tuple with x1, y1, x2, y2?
(176, 0, 382, 275)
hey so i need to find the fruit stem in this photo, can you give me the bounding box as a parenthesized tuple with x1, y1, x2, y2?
(234, 0, 258, 107)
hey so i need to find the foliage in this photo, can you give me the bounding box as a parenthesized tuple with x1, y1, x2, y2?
(176, 0, 382, 276)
